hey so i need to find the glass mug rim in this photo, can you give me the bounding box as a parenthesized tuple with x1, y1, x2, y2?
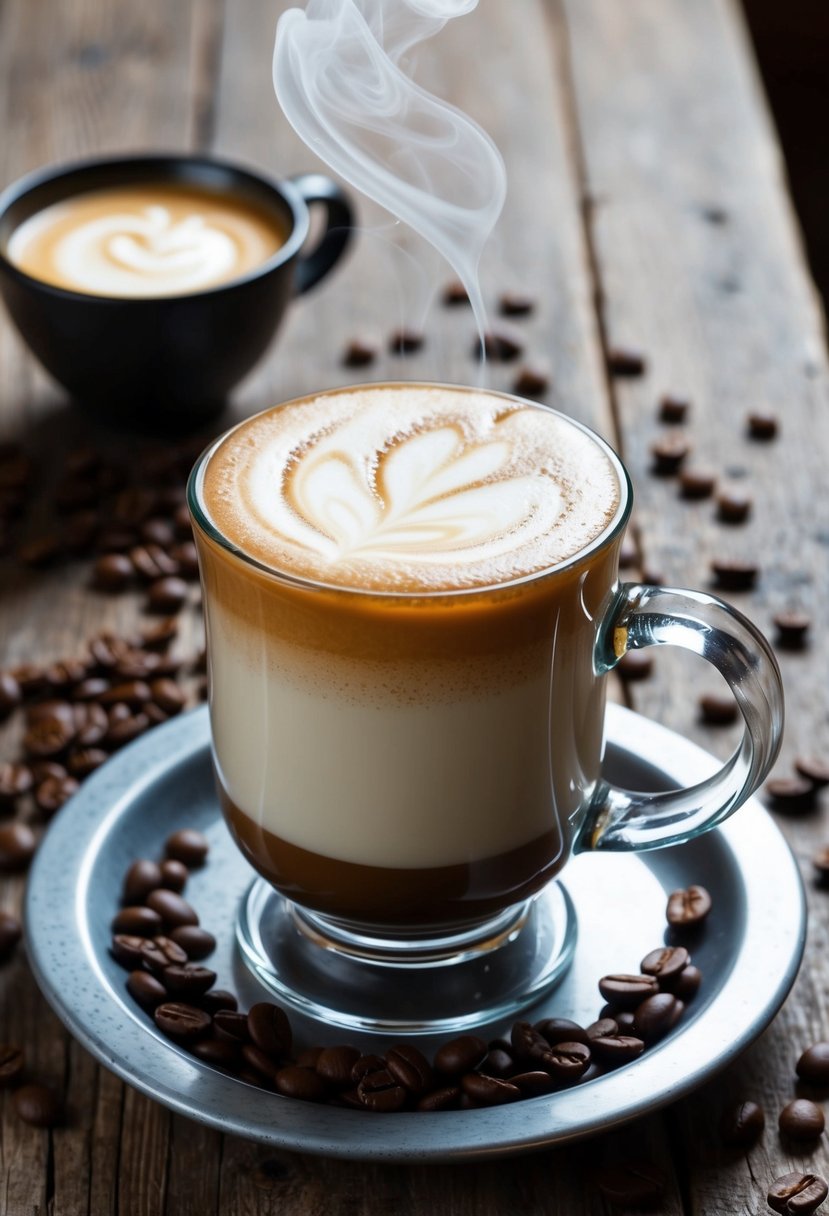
(187, 380, 634, 600)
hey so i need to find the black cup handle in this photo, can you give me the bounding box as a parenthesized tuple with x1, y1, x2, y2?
(289, 173, 354, 295)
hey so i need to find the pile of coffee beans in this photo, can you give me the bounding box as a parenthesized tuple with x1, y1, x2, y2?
(110, 835, 709, 1113)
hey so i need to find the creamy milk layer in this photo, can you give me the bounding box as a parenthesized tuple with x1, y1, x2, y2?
(7, 184, 286, 297)
(202, 385, 622, 592)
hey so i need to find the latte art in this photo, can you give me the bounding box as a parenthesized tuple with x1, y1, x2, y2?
(203, 385, 622, 591)
(7, 184, 287, 297)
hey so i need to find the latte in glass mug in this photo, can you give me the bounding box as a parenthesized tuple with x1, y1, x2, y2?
(192, 384, 626, 930)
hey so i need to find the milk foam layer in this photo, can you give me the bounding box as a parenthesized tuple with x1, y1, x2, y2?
(203, 386, 622, 592)
(7, 185, 285, 297)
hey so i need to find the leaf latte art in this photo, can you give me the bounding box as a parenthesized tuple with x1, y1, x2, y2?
(202, 386, 623, 592)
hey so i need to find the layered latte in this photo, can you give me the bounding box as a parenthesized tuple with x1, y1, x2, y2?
(192, 385, 625, 929)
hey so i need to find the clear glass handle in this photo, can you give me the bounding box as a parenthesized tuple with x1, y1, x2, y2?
(575, 583, 784, 853)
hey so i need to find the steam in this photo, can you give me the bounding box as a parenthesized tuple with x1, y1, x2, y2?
(273, 0, 506, 335)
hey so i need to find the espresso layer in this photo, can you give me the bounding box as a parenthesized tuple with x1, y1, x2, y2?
(222, 787, 565, 927)
(200, 385, 622, 592)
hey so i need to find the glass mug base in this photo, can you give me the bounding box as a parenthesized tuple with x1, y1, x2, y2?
(236, 877, 578, 1034)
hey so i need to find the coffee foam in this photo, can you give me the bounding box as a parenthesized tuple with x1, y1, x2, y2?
(7, 184, 285, 297)
(202, 386, 622, 592)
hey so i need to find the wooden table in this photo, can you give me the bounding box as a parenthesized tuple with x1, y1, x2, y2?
(2, 1, 828, 1212)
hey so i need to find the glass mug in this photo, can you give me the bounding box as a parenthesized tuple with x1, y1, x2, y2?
(188, 383, 783, 1032)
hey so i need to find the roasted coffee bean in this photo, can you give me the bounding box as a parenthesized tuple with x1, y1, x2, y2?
(165, 829, 209, 868)
(200, 989, 237, 1016)
(26, 699, 75, 729)
(588, 1034, 645, 1065)
(679, 468, 716, 500)
(35, 773, 80, 815)
(779, 1098, 825, 1141)
(247, 1002, 292, 1058)
(640, 945, 690, 987)
(71, 677, 111, 702)
(10, 663, 48, 698)
(127, 969, 168, 1009)
(111, 934, 147, 969)
(768, 1172, 828, 1215)
(114, 650, 161, 680)
(0, 822, 37, 872)
(14, 1083, 63, 1128)
(672, 965, 702, 1001)
(766, 777, 817, 814)
(633, 993, 683, 1043)
(316, 1045, 360, 1089)
(141, 936, 188, 974)
(534, 1017, 589, 1047)
(774, 612, 811, 651)
(719, 1098, 765, 1147)
(44, 660, 90, 693)
(666, 885, 712, 928)
(510, 1071, 558, 1097)
(796, 758, 829, 788)
(122, 860, 163, 903)
(716, 490, 752, 524)
(144, 704, 169, 727)
(710, 559, 759, 592)
(441, 280, 469, 306)
(23, 714, 76, 759)
(149, 679, 185, 716)
(74, 703, 108, 748)
(416, 1085, 461, 1111)
(100, 680, 152, 709)
(275, 1064, 327, 1102)
(385, 1044, 433, 1095)
(154, 861, 187, 896)
(141, 517, 176, 548)
(131, 544, 179, 582)
(596, 1161, 665, 1208)
(607, 348, 647, 377)
(499, 291, 535, 317)
(30, 760, 69, 786)
(146, 889, 199, 929)
(141, 617, 179, 651)
(460, 1073, 521, 1106)
(0, 911, 22, 961)
(0, 672, 22, 718)
(481, 1048, 514, 1078)
(357, 1067, 408, 1112)
(111, 905, 163, 937)
(615, 1010, 636, 1033)
(512, 364, 551, 398)
(699, 693, 739, 726)
(430, 1036, 488, 1074)
(598, 974, 659, 1010)
(747, 411, 778, 440)
(154, 1002, 211, 1043)
(350, 1054, 386, 1083)
(539, 1041, 591, 1081)
(650, 434, 690, 476)
(192, 1037, 242, 1071)
(389, 328, 424, 355)
(0, 1044, 25, 1087)
(213, 1010, 250, 1042)
(476, 327, 524, 362)
(92, 554, 133, 592)
(96, 526, 138, 554)
(342, 338, 378, 367)
(619, 537, 638, 569)
(105, 710, 150, 748)
(18, 535, 60, 567)
(296, 1046, 323, 1069)
(658, 395, 690, 424)
(147, 576, 188, 614)
(0, 761, 34, 806)
(586, 1017, 618, 1040)
(173, 503, 193, 539)
(511, 1020, 551, 1062)
(617, 650, 654, 681)
(161, 964, 216, 997)
(796, 1043, 829, 1086)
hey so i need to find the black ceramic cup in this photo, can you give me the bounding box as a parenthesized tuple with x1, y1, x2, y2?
(0, 154, 353, 429)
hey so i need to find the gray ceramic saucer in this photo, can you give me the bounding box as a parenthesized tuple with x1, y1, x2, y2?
(25, 704, 805, 1162)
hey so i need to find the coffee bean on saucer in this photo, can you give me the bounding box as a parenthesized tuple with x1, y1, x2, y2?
(92, 554, 133, 592)
(357, 1067, 408, 1112)
(679, 469, 717, 500)
(169, 925, 215, 960)
(200, 989, 237, 1016)
(499, 291, 535, 317)
(112, 906, 163, 937)
(191, 1037, 242, 1072)
(389, 329, 424, 355)
(509, 1070, 558, 1098)
(650, 435, 690, 476)
(0, 762, 34, 806)
(797, 1044, 829, 1087)
(588, 1033, 646, 1065)
(0, 823, 37, 872)
(123, 860, 163, 903)
(461, 1073, 520, 1106)
(617, 650, 654, 681)
(539, 1041, 592, 1082)
(720, 1098, 765, 1147)
(141, 936, 188, 974)
(596, 1161, 665, 1208)
(0, 911, 22, 961)
(127, 969, 168, 1009)
(158, 859, 188, 893)
(666, 885, 712, 928)
(658, 395, 690, 424)
(161, 964, 216, 998)
(342, 338, 378, 367)
(633, 993, 684, 1043)
(147, 577, 188, 614)
(475, 328, 524, 362)
(779, 1098, 825, 1141)
(711, 559, 759, 592)
(154, 1002, 211, 1043)
(315, 1045, 360, 1089)
(480, 1047, 514, 1078)
(699, 693, 739, 726)
(146, 889, 199, 929)
(0, 1044, 25, 1087)
(165, 829, 209, 868)
(213, 1010, 250, 1042)
(598, 974, 659, 1010)
(535, 1017, 589, 1047)
(607, 348, 647, 377)
(247, 1002, 292, 1058)
(275, 1064, 327, 1102)
(673, 965, 702, 1001)
(512, 363, 551, 398)
(716, 490, 752, 525)
(765, 777, 817, 814)
(586, 1017, 619, 1041)
(14, 1083, 63, 1128)
(768, 1172, 828, 1215)
(640, 945, 690, 988)
(510, 1021, 552, 1062)
(111, 934, 147, 969)
(433, 1037, 488, 1078)
(747, 411, 778, 440)
(774, 612, 811, 651)
(0, 672, 22, 718)
(385, 1044, 433, 1095)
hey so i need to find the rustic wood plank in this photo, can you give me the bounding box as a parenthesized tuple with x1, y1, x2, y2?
(563, 0, 829, 1210)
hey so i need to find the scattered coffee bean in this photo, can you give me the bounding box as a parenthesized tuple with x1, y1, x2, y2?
(154, 1002, 211, 1043)
(146, 889, 199, 929)
(442, 280, 469, 306)
(0, 761, 34, 805)
(619, 537, 638, 569)
(596, 1161, 665, 1207)
(658, 395, 689, 424)
(0, 822, 37, 872)
(127, 969, 168, 1009)
(168, 925, 216, 962)
(499, 291, 535, 317)
(539, 1041, 592, 1082)
(158, 859, 188, 893)
(248, 1002, 293, 1058)
(716, 490, 752, 525)
(417, 1085, 461, 1111)
(18, 536, 60, 567)
(673, 965, 702, 1001)
(797, 1044, 829, 1087)
(481, 1047, 514, 1078)
(710, 559, 759, 591)
(150, 678, 185, 715)
(0, 911, 22, 961)
(131, 543, 179, 582)
(534, 1017, 589, 1047)
(165, 829, 209, 868)
(123, 860, 163, 904)
(768, 1172, 828, 1215)
(389, 329, 424, 355)
(796, 758, 829, 788)
(765, 777, 817, 814)
(720, 1098, 765, 1147)
(699, 693, 739, 726)
(105, 710, 150, 748)
(650, 434, 690, 476)
(0, 672, 22, 718)
(774, 612, 811, 651)
(14, 1083, 63, 1128)
(111, 906, 164, 937)
(599, 974, 659, 1010)
(35, 772, 80, 814)
(461, 1073, 520, 1106)
(0, 1044, 25, 1087)
(607, 348, 647, 377)
(140, 936, 188, 974)
(512, 364, 550, 398)
(779, 1098, 825, 1141)
(100, 680, 152, 710)
(509, 1070, 557, 1097)
(342, 338, 378, 367)
(385, 1044, 433, 1095)
(147, 576, 188, 614)
(161, 964, 216, 998)
(475, 327, 524, 362)
(357, 1066, 408, 1112)
(200, 990, 238, 1016)
(213, 1010, 250, 1042)
(666, 885, 712, 928)
(111, 934, 147, 969)
(588, 1033, 646, 1064)
(169, 542, 198, 580)
(617, 650, 654, 681)
(633, 993, 684, 1043)
(92, 554, 133, 592)
(275, 1064, 327, 1102)
(23, 714, 76, 759)
(434, 1035, 488, 1076)
(747, 411, 778, 440)
(812, 848, 829, 886)
(192, 1037, 242, 1072)
(586, 1017, 618, 1041)
(679, 469, 717, 500)
(640, 946, 690, 987)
